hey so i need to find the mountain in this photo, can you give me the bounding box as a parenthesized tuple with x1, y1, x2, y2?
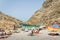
(26, 0, 60, 25)
(0, 12, 23, 30)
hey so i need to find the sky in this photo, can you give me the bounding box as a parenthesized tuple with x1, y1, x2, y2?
(0, 0, 45, 22)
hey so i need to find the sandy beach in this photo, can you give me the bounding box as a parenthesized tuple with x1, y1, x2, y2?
(0, 30, 60, 40)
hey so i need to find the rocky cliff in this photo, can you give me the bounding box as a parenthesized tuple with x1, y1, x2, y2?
(27, 0, 60, 25)
(0, 12, 23, 30)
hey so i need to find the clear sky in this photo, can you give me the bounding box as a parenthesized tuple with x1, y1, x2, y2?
(0, 0, 45, 22)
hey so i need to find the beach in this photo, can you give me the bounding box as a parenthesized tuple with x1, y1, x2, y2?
(0, 30, 60, 40)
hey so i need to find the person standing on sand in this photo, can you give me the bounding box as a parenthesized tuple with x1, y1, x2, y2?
(13, 25, 17, 30)
(28, 29, 34, 36)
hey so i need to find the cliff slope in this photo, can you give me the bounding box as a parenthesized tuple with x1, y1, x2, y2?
(27, 0, 60, 25)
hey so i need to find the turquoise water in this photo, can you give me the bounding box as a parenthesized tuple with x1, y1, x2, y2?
(22, 26, 38, 28)
(20, 24, 39, 29)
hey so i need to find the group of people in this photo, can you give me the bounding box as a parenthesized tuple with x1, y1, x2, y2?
(48, 21, 60, 32)
(0, 28, 9, 39)
(0, 25, 18, 39)
(28, 28, 42, 36)
(52, 21, 60, 28)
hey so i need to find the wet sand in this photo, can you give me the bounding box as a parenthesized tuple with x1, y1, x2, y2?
(0, 30, 60, 40)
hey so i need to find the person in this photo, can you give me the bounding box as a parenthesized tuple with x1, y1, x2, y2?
(52, 21, 59, 28)
(34, 29, 39, 34)
(31, 29, 34, 36)
(13, 25, 16, 30)
(58, 23, 60, 28)
(52, 21, 59, 31)
(28, 29, 34, 36)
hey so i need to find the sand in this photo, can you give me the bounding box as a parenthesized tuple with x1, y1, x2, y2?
(0, 30, 60, 40)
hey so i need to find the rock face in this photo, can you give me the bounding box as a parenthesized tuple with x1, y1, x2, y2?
(0, 12, 23, 30)
(27, 0, 60, 25)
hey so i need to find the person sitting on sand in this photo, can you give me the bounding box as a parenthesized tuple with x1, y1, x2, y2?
(52, 21, 59, 28)
(52, 21, 59, 32)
